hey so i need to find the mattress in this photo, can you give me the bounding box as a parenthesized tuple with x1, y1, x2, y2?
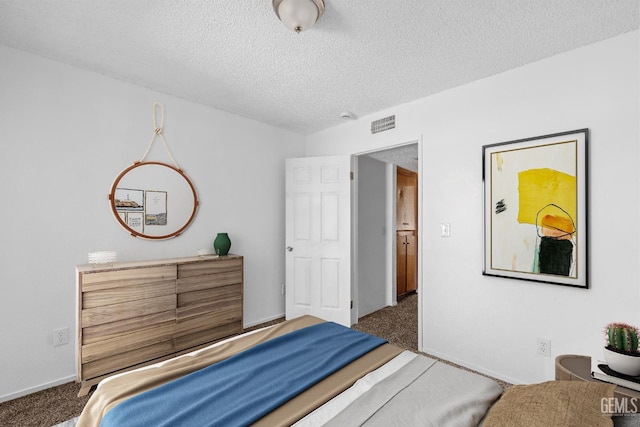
(77, 315, 502, 426)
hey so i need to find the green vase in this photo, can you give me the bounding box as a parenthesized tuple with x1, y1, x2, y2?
(213, 233, 231, 256)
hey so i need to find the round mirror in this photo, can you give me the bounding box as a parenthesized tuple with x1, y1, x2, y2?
(109, 161, 199, 239)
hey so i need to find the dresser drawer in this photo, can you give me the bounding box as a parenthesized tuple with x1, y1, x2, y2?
(82, 310, 176, 345)
(82, 340, 176, 380)
(176, 271, 242, 293)
(177, 284, 242, 319)
(173, 308, 242, 352)
(173, 321, 242, 352)
(82, 279, 175, 309)
(81, 265, 176, 292)
(81, 321, 176, 364)
(177, 258, 242, 278)
(82, 294, 177, 327)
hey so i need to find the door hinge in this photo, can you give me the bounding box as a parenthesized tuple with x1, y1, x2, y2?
(350, 171, 354, 180)
(350, 300, 353, 309)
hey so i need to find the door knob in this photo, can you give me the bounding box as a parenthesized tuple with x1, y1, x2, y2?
(286, 246, 293, 252)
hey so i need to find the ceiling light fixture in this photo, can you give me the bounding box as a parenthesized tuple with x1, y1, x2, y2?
(273, 0, 325, 33)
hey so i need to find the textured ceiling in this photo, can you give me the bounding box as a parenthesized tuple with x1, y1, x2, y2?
(366, 144, 419, 173)
(0, 1, 637, 135)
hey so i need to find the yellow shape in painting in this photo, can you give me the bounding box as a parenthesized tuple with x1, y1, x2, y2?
(517, 168, 576, 225)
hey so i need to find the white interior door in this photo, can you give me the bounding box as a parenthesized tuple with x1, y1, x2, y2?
(285, 155, 352, 326)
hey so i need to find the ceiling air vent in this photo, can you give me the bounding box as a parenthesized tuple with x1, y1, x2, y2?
(371, 115, 395, 134)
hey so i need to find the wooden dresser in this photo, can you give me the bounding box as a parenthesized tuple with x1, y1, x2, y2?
(76, 255, 243, 396)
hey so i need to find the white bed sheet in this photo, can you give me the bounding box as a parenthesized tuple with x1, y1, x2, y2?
(294, 350, 421, 426)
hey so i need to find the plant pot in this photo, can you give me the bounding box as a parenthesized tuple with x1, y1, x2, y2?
(604, 347, 640, 376)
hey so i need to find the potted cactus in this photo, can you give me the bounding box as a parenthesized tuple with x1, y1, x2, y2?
(604, 322, 640, 376)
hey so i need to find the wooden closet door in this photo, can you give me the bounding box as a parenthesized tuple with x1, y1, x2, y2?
(397, 235, 408, 295)
(396, 169, 417, 232)
(397, 232, 417, 295)
(396, 167, 418, 296)
(405, 233, 417, 293)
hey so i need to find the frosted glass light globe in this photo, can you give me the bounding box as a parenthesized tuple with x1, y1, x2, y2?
(274, 0, 323, 33)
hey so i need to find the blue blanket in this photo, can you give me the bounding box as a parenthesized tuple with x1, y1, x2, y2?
(100, 322, 386, 427)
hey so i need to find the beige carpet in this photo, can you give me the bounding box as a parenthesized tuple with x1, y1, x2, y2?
(352, 292, 419, 350)
(0, 293, 507, 426)
(0, 381, 90, 427)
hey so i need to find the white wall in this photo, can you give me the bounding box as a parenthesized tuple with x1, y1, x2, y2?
(308, 31, 640, 385)
(0, 46, 305, 401)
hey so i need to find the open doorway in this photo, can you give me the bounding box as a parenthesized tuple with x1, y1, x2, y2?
(354, 142, 419, 321)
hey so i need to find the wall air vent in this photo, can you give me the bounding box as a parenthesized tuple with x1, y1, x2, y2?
(371, 115, 396, 134)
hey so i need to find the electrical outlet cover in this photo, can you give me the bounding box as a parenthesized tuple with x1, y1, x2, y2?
(53, 327, 69, 347)
(537, 337, 551, 357)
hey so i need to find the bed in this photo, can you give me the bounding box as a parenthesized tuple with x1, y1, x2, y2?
(76, 315, 617, 427)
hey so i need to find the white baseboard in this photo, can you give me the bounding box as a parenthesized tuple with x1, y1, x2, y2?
(420, 347, 521, 386)
(244, 312, 285, 329)
(0, 375, 76, 404)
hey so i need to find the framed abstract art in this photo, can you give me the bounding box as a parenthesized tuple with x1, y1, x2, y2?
(482, 129, 588, 288)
